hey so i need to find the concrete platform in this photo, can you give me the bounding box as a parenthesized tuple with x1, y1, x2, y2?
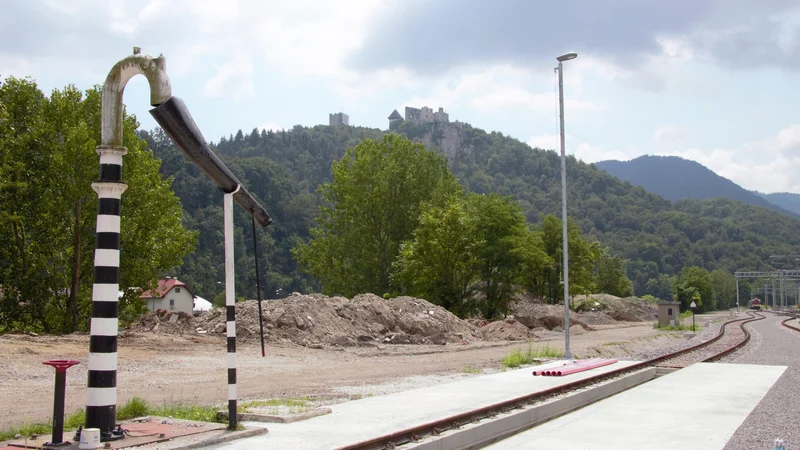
(205, 360, 641, 450)
(486, 363, 787, 450)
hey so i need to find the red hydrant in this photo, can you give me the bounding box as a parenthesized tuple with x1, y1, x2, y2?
(42, 359, 80, 446)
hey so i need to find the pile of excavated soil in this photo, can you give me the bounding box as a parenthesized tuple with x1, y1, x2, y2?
(510, 302, 595, 331)
(477, 318, 535, 341)
(135, 293, 481, 348)
(130, 292, 658, 347)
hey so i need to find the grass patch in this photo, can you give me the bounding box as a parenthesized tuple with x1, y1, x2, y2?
(501, 343, 564, 368)
(239, 397, 311, 415)
(679, 310, 693, 320)
(653, 322, 701, 332)
(0, 397, 225, 441)
(0, 422, 51, 442)
(461, 365, 481, 374)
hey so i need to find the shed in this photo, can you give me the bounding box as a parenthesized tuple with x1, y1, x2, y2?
(657, 301, 681, 327)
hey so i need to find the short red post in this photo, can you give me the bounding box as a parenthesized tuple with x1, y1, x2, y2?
(43, 360, 80, 446)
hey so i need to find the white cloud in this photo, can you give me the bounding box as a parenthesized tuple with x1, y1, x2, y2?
(202, 54, 254, 100)
(654, 124, 690, 143)
(661, 124, 800, 193)
(397, 65, 603, 118)
(257, 122, 284, 132)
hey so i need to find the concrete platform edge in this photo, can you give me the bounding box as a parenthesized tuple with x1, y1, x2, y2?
(169, 427, 269, 450)
(412, 367, 657, 450)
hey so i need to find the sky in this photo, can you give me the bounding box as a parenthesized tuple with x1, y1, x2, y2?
(2, 0, 800, 193)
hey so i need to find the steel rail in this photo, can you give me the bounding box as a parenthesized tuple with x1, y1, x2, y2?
(334, 311, 763, 450)
(781, 317, 800, 333)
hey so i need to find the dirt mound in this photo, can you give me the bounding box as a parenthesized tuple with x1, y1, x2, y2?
(142, 293, 481, 347)
(478, 319, 534, 341)
(134, 309, 197, 335)
(511, 302, 594, 331)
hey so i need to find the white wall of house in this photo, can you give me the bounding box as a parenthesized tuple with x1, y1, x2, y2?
(144, 286, 194, 314)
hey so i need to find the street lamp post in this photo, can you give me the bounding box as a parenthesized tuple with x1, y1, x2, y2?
(556, 51, 577, 361)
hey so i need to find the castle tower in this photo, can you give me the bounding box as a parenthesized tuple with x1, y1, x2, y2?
(388, 109, 403, 129)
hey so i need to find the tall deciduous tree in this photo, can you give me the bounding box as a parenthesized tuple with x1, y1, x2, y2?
(0, 77, 196, 332)
(594, 250, 634, 297)
(709, 269, 736, 310)
(466, 193, 530, 320)
(293, 133, 461, 297)
(393, 198, 481, 316)
(673, 266, 713, 312)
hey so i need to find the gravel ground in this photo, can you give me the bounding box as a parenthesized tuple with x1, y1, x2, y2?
(625, 311, 730, 361)
(722, 314, 800, 450)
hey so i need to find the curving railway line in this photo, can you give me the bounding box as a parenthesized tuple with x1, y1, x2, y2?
(782, 315, 800, 333)
(337, 311, 766, 450)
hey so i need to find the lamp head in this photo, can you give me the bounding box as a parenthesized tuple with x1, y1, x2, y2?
(557, 52, 578, 62)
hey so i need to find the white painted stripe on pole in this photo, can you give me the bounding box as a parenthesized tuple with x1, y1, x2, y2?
(94, 187, 125, 199)
(90, 317, 119, 337)
(99, 152, 123, 166)
(96, 215, 121, 233)
(87, 352, 118, 371)
(86, 387, 117, 406)
(93, 249, 120, 268)
(226, 321, 236, 337)
(228, 384, 237, 401)
(92, 285, 119, 302)
(227, 353, 237, 369)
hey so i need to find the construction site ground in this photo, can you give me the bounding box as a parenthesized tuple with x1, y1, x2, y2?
(0, 294, 734, 430)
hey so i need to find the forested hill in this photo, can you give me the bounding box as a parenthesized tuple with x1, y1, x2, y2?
(755, 191, 800, 216)
(595, 155, 797, 218)
(141, 122, 799, 302)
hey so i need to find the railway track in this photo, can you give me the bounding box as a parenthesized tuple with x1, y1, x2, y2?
(337, 311, 765, 450)
(782, 316, 800, 333)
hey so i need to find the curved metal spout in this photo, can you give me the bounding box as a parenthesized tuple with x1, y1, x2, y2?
(101, 47, 172, 147)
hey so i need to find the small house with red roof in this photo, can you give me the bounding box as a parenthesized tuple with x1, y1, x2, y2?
(139, 277, 196, 314)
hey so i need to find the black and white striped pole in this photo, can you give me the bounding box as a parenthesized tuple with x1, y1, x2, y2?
(224, 185, 240, 429)
(87, 47, 171, 441)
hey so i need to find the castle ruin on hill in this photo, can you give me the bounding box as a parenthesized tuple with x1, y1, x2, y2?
(388, 106, 463, 130)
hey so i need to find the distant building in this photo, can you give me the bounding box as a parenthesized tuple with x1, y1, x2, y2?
(403, 106, 450, 123)
(388, 109, 403, 128)
(139, 277, 196, 314)
(329, 112, 349, 126)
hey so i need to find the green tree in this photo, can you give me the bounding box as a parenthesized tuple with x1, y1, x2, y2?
(466, 193, 530, 320)
(709, 269, 737, 310)
(393, 198, 481, 316)
(0, 77, 196, 332)
(595, 250, 634, 297)
(293, 133, 461, 297)
(536, 215, 601, 304)
(673, 266, 713, 312)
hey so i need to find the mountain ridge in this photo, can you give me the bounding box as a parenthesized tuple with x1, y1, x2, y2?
(595, 155, 799, 219)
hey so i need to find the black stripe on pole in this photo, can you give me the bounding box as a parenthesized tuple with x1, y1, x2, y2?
(95, 232, 121, 250)
(251, 216, 266, 357)
(227, 337, 236, 353)
(94, 266, 119, 284)
(99, 164, 122, 182)
(97, 198, 121, 216)
(226, 305, 235, 322)
(85, 406, 116, 434)
(87, 370, 117, 388)
(89, 335, 117, 353)
(227, 368, 237, 384)
(92, 301, 118, 318)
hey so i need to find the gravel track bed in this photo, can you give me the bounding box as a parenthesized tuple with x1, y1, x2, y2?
(656, 315, 754, 368)
(625, 311, 753, 364)
(722, 314, 800, 450)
